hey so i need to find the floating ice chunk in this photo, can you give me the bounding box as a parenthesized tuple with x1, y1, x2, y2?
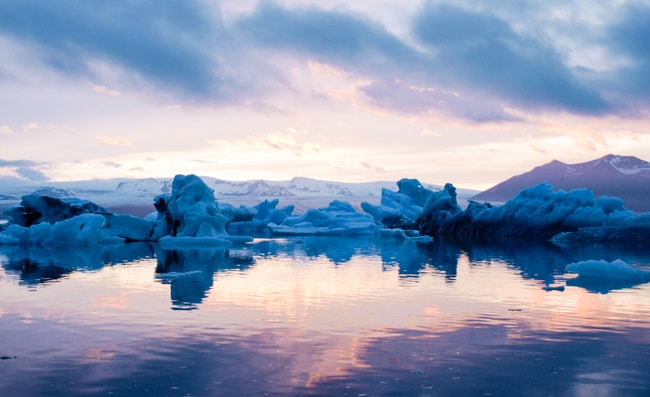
(0, 214, 116, 246)
(565, 259, 650, 280)
(218, 202, 257, 223)
(0, 224, 31, 244)
(565, 259, 650, 293)
(417, 182, 647, 241)
(361, 200, 403, 226)
(362, 178, 436, 228)
(551, 212, 650, 245)
(228, 199, 295, 235)
(0, 234, 19, 244)
(415, 183, 463, 236)
(269, 200, 377, 235)
(153, 174, 254, 242)
(396, 178, 433, 207)
(154, 174, 228, 238)
(3, 194, 111, 227)
(1, 174, 258, 245)
(104, 213, 159, 241)
(50, 213, 115, 245)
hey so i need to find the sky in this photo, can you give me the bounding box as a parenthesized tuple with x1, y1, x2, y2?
(1, 0, 649, 190)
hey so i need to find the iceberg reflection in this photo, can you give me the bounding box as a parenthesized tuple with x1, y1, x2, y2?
(1, 236, 650, 396)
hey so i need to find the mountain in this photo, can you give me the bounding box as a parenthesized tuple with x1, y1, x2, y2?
(472, 154, 650, 212)
(0, 176, 479, 216)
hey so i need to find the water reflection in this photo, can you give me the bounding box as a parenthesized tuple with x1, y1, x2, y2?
(2, 237, 650, 295)
(445, 237, 650, 291)
(1, 314, 648, 396)
(1, 236, 650, 396)
(154, 247, 254, 310)
(0, 243, 154, 286)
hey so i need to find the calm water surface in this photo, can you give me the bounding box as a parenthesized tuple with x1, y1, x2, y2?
(1, 236, 649, 396)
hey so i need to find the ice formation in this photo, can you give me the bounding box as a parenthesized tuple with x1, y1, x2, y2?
(268, 200, 377, 235)
(416, 182, 650, 242)
(565, 259, 650, 292)
(0, 174, 253, 246)
(227, 199, 294, 235)
(361, 178, 435, 228)
(3, 194, 111, 227)
(566, 259, 650, 280)
(2, 174, 649, 246)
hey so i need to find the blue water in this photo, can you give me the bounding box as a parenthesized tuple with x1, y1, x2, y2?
(1, 236, 649, 396)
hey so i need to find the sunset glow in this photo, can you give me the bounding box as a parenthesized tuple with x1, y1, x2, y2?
(1, 1, 649, 189)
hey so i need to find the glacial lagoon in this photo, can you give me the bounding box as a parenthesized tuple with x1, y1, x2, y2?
(1, 236, 649, 396)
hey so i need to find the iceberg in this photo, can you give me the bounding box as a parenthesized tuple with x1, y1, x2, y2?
(566, 259, 650, 280)
(550, 212, 650, 245)
(268, 200, 377, 235)
(227, 199, 294, 235)
(3, 175, 649, 246)
(0, 174, 253, 246)
(565, 259, 650, 293)
(362, 178, 436, 228)
(416, 182, 650, 242)
(157, 174, 230, 238)
(3, 194, 111, 227)
(0, 213, 126, 246)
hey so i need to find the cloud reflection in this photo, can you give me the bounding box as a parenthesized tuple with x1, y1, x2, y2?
(1, 237, 650, 396)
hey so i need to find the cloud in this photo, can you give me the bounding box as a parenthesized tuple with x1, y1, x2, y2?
(96, 135, 133, 146)
(359, 79, 523, 122)
(0, 0, 647, 123)
(607, 3, 650, 65)
(236, 2, 417, 71)
(1, 125, 14, 135)
(15, 167, 48, 182)
(206, 128, 324, 159)
(0, 0, 228, 100)
(23, 122, 39, 131)
(421, 128, 443, 137)
(90, 83, 122, 97)
(258, 129, 322, 157)
(101, 161, 122, 168)
(602, 3, 650, 112)
(359, 161, 386, 173)
(0, 159, 41, 168)
(412, 3, 609, 115)
(235, 2, 613, 119)
(0, 159, 49, 182)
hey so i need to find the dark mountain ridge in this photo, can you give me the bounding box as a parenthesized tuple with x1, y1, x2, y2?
(472, 154, 650, 212)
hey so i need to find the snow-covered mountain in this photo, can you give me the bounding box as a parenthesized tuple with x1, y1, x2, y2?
(0, 176, 479, 216)
(213, 177, 413, 198)
(473, 154, 650, 212)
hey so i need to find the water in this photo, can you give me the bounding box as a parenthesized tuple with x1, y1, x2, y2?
(1, 236, 649, 396)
